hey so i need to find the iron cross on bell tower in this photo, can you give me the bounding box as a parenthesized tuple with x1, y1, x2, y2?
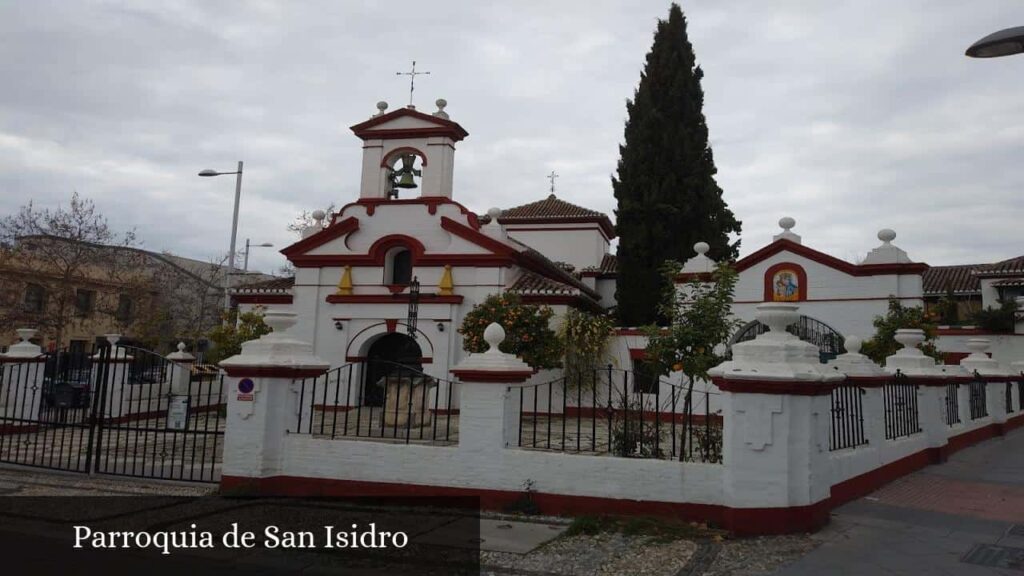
(397, 61, 430, 107)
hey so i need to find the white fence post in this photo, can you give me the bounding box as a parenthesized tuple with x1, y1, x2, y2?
(450, 322, 534, 454)
(710, 303, 843, 534)
(219, 311, 329, 490)
(0, 328, 47, 422)
(960, 338, 1012, 431)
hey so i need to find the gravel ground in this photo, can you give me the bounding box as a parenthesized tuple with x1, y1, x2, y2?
(699, 534, 820, 576)
(482, 532, 697, 575)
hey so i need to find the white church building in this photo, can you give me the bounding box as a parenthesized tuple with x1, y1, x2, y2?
(232, 99, 1024, 401)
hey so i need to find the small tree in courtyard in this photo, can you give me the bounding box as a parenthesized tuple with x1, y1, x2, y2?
(459, 293, 561, 370)
(643, 262, 741, 383)
(204, 307, 272, 365)
(861, 298, 942, 364)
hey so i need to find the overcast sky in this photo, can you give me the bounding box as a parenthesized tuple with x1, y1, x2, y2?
(2, 1, 1022, 275)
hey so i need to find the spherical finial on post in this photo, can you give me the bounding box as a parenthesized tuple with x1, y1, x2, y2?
(483, 322, 506, 353)
(843, 335, 862, 354)
(487, 207, 502, 222)
(779, 216, 796, 231)
(877, 228, 896, 244)
(694, 241, 710, 256)
(375, 101, 388, 115)
(177, 342, 187, 353)
(433, 98, 450, 118)
(311, 209, 326, 227)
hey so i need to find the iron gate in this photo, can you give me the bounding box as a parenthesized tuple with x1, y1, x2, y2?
(0, 345, 224, 482)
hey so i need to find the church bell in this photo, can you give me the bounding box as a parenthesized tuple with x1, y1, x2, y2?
(394, 154, 420, 189)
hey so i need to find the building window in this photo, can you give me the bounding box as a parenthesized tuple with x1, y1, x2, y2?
(23, 283, 46, 313)
(116, 294, 133, 322)
(75, 289, 95, 317)
(632, 358, 660, 394)
(387, 248, 413, 285)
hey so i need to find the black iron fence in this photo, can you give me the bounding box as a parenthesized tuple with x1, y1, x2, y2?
(1006, 381, 1015, 414)
(293, 359, 458, 445)
(515, 366, 722, 463)
(944, 383, 961, 426)
(1, 345, 224, 482)
(968, 374, 988, 420)
(1019, 378, 1024, 412)
(830, 381, 867, 451)
(883, 372, 921, 440)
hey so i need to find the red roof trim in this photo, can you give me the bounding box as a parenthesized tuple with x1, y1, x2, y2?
(280, 217, 359, 258)
(326, 294, 464, 304)
(336, 197, 481, 228)
(234, 295, 293, 305)
(350, 107, 468, 142)
(734, 239, 928, 277)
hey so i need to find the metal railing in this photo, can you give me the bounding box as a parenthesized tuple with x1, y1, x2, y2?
(883, 372, 921, 440)
(515, 366, 722, 463)
(944, 383, 961, 426)
(1019, 378, 1024, 412)
(293, 360, 458, 445)
(830, 380, 867, 451)
(1006, 381, 1015, 414)
(968, 373, 988, 420)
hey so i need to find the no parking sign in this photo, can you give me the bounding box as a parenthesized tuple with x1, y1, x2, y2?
(237, 378, 255, 401)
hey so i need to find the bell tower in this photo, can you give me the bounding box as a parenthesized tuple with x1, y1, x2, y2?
(350, 99, 468, 200)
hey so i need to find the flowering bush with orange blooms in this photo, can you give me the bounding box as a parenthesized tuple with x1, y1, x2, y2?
(458, 293, 562, 369)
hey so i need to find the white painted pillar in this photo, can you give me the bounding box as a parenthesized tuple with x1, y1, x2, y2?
(219, 311, 329, 489)
(960, 338, 1013, 430)
(90, 334, 134, 420)
(883, 329, 968, 460)
(450, 322, 534, 454)
(710, 303, 844, 534)
(826, 336, 890, 453)
(0, 328, 47, 422)
(166, 342, 196, 429)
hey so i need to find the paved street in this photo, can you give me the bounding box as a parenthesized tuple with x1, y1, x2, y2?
(774, 428, 1024, 576)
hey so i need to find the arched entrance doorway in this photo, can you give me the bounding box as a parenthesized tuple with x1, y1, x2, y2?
(363, 333, 423, 406)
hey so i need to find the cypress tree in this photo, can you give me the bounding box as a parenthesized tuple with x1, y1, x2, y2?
(613, 3, 741, 326)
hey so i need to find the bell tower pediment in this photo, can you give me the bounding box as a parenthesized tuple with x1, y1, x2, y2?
(351, 101, 468, 201)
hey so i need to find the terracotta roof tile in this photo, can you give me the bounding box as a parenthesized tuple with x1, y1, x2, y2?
(975, 255, 1024, 277)
(481, 194, 616, 239)
(582, 253, 617, 277)
(922, 265, 980, 296)
(508, 270, 578, 295)
(991, 278, 1024, 288)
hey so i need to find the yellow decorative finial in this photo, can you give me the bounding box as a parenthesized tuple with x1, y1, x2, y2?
(438, 264, 454, 296)
(336, 265, 353, 295)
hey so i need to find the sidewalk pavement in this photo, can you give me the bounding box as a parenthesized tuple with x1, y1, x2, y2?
(773, 428, 1024, 575)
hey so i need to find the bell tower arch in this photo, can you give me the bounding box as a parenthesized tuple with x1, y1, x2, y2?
(350, 100, 468, 200)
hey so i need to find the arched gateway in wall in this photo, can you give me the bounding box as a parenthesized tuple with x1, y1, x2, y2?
(729, 315, 845, 363)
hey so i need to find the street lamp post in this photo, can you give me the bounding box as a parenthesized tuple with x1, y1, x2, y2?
(966, 26, 1024, 58)
(199, 160, 243, 316)
(243, 239, 274, 273)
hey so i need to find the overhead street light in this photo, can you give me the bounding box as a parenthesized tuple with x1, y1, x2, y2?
(243, 239, 274, 273)
(198, 160, 244, 316)
(966, 26, 1024, 58)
